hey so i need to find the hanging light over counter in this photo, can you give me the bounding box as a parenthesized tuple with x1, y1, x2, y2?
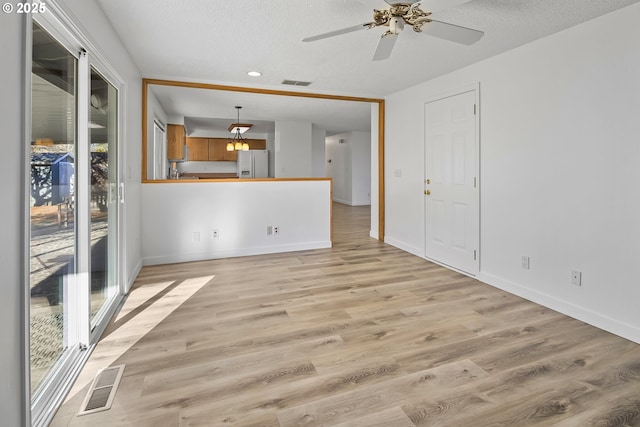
(226, 106, 251, 151)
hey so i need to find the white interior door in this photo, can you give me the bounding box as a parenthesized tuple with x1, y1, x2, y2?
(424, 90, 479, 275)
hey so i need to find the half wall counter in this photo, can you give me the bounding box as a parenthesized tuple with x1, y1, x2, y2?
(140, 178, 332, 265)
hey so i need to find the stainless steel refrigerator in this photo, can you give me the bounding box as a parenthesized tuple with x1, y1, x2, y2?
(237, 149, 269, 178)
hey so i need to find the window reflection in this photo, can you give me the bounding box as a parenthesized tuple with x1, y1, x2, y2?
(30, 22, 77, 392)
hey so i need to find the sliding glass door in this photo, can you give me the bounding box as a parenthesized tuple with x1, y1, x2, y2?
(30, 21, 77, 393)
(29, 14, 122, 425)
(89, 68, 118, 325)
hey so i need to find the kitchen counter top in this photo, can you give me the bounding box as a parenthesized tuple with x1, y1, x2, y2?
(179, 173, 238, 179)
(143, 177, 331, 184)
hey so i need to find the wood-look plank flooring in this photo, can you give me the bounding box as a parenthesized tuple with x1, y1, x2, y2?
(52, 203, 640, 426)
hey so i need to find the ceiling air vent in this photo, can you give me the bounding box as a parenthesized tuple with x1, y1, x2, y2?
(78, 365, 125, 416)
(281, 79, 312, 87)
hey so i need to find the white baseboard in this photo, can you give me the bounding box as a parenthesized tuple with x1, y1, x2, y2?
(381, 238, 640, 345)
(126, 259, 143, 293)
(332, 198, 350, 205)
(383, 235, 422, 257)
(477, 272, 640, 345)
(369, 230, 378, 240)
(332, 198, 371, 207)
(142, 241, 332, 266)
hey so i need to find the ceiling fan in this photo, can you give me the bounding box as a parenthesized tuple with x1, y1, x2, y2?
(302, 0, 483, 61)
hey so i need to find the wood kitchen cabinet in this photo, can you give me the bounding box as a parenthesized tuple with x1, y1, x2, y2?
(207, 138, 237, 161)
(221, 142, 238, 161)
(246, 139, 267, 150)
(217, 139, 265, 160)
(185, 137, 209, 161)
(167, 124, 186, 160)
(185, 137, 267, 161)
(208, 139, 225, 161)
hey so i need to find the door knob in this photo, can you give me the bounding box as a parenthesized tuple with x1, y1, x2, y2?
(424, 190, 431, 195)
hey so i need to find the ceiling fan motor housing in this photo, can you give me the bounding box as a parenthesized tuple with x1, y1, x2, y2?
(389, 16, 405, 34)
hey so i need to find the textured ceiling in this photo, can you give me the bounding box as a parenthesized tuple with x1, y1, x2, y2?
(96, 0, 640, 97)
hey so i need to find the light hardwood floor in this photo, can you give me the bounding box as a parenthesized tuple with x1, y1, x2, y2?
(52, 203, 640, 426)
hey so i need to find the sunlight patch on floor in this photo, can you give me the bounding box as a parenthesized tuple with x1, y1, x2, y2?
(64, 275, 214, 402)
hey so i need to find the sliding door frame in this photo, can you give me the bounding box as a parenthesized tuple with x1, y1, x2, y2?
(27, 1, 127, 425)
(85, 60, 125, 338)
(29, 10, 85, 426)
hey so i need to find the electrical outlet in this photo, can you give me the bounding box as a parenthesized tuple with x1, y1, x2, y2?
(273, 226, 279, 235)
(212, 229, 219, 239)
(571, 270, 582, 286)
(192, 232, 200, 243)
(521, 256, 530, 270)
(267, 226, 273, 236)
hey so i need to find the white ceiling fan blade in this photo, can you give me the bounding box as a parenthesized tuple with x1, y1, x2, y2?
(372, 33, 398, 61)
(303, 23, 370, 42)
(417, 0, 471, 13)
(419, 19, 483, 45)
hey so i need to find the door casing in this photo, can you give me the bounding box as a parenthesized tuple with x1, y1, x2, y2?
(423, 84, 480, 276)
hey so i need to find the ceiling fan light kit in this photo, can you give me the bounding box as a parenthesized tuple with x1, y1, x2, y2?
(303, 0, 483, 61)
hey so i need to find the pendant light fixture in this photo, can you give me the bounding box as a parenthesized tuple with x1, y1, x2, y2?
(226, 106, 251, 151)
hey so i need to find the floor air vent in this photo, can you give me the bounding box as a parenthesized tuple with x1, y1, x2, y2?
(281, 79, 312, 86)
(78, 364, 125, 416)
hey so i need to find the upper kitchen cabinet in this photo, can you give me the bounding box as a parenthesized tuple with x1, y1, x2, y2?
(186, 137, 209, 161)
(167, 124, 186, 160)
(223, 149, 238, 161)
(246, 139, 267, 150)
(208, 139, 237, 161)
(184, 137, 267, 161)
(218, 139, 266, 160)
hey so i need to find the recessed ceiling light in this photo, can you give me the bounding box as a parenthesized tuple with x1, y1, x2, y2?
(247, 71, 262, 77)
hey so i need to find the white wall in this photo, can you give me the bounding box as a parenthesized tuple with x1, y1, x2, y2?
(266, 131, 275, 177)
(311, 124, 326, 177)
(275, 121, 312, 177)
(326, 135, 351, 203)
(0, 11, 28, 427)
(326, 132, 371, 206)
(384, 3, 640, 343)
(178, 161, 237, 174)
(351, 131, 372, 206)
(141, 180, 332, 265)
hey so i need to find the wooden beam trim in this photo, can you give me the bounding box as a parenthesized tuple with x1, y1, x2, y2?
(379, 99, 385, 242)
(141, 80, 148, 181)
(142, 78, 386, 242)
(143, 78, 384, 104)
